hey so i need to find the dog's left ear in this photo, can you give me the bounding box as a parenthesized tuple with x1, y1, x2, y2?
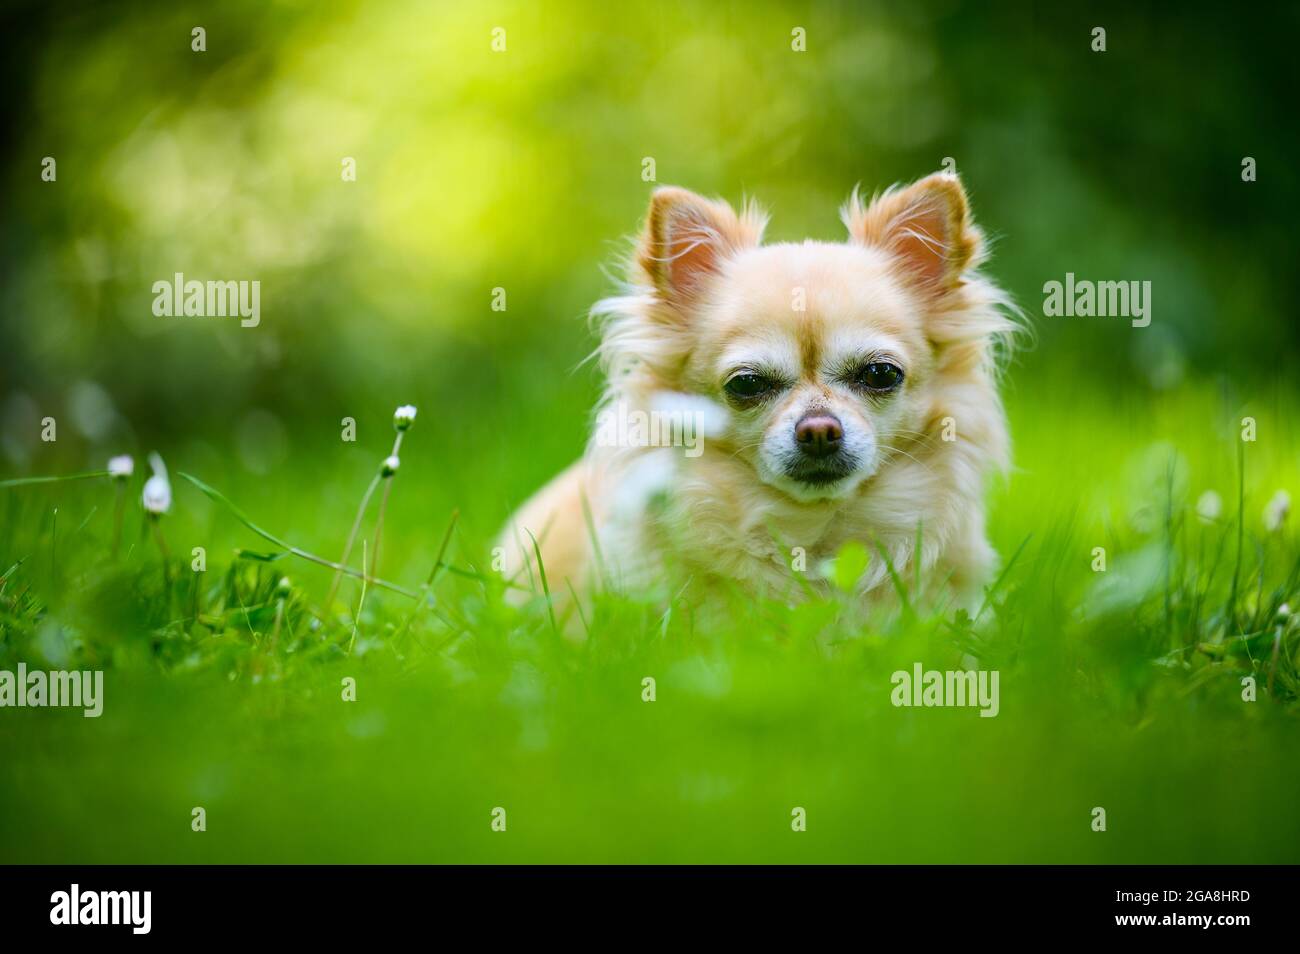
(843, 173, 982, 293)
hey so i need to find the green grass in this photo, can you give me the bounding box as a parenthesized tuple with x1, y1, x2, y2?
(1, 370, 1298, 863)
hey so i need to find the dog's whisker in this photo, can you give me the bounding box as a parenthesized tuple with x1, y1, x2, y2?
(877, 444, 940, 477)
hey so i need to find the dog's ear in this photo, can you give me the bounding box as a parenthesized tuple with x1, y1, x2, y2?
(637, 187, 764, 305)
(843, 173, 982, 293)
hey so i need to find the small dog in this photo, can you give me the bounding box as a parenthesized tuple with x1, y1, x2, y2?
(500, 173, 1017, 618)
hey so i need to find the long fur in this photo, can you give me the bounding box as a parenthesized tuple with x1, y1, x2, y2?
(500, 174, 1023, 623)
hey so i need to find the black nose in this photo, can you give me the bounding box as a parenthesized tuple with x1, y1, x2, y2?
(795, 414, 843, 458)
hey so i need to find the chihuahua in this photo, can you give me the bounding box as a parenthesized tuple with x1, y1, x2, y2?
(500, 173, 1018, 617)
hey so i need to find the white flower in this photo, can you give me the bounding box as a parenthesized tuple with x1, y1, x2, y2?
(1195, 490, 1222, 524)
(143, 475, 170, 514)
(107, 455, 134, 479)
(380, 455, 400, 477)
(393, 405, 417, 431)
(142, 451, 171, 514)
(1264, 489, 1290, 532)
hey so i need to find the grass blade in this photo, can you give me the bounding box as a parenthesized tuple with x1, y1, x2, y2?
(179, 471, 417, 599)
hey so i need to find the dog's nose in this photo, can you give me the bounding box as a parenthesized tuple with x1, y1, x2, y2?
(794, 414, 843, 458)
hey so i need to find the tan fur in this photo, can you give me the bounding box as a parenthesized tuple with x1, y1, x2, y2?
(499, 173, 1019, 624)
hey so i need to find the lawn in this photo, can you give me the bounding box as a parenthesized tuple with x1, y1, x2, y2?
(2, 360, 1297, 864)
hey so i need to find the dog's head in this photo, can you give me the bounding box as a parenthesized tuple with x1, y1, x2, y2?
(600, 173, 1013, 504)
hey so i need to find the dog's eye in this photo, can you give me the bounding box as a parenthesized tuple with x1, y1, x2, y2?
(856, 362, 904, 392)
(724, 373, 773, 400)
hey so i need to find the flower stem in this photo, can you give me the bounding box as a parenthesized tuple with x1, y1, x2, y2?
(349, 540, 369, 655)
(150, 514, 173, 599)
(365, 431, 404, 583)
(111, 483, 125, 559)
(326, 473, 382, 608)
(0, 470, 110, 488)
(370, 478, 393, 578)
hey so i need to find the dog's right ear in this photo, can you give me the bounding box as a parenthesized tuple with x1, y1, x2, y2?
(636, 187, 765, 306)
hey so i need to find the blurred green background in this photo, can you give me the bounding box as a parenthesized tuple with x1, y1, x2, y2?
(2, 1, 1297, 499)
(1, 1, 1298, 864)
